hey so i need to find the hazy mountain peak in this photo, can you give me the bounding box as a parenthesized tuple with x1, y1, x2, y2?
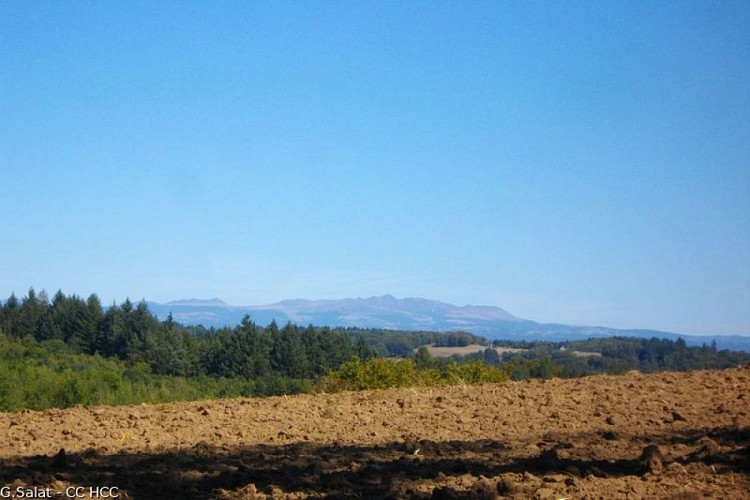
(165, 298, 229, 307)
(254, 295, 520, 326)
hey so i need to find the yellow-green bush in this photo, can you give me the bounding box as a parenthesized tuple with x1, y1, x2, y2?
(321, 358, 509, 392)
(321, 358, 418, 391)
(441, 361, 510, 385)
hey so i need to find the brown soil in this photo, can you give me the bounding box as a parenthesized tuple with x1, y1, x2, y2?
(1, 367, 749, 499)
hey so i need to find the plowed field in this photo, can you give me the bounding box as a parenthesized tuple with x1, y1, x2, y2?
(1, 367, 749, 499)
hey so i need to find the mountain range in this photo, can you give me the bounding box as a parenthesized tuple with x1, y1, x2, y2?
(146, 295, 750, 352)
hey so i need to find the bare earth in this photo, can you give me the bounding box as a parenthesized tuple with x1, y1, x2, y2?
(1, 368, 748, 499)
(418, 344, 528, 358)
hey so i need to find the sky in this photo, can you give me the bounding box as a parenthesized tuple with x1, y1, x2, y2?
(1, 1, 749, 336)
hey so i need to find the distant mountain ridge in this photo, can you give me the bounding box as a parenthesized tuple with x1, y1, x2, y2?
(148, 295, 519, 331)
(259, 294, 519, 327)
(166, 298, 229, 307)
(146, 295, 750, 352)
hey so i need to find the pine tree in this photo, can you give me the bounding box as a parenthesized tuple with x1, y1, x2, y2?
(19, 288, 47, 339)
(1, 293, 20, 337)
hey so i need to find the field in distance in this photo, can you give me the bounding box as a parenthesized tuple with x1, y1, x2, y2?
(419, 343, 528, 357)
(419, 343, 602, 359)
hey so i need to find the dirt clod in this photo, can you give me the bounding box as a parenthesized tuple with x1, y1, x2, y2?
(671, 410, 687, 422)
(50, 448, 67, 470)
(496, 477, 518, 495)
(639, 445, 664, 474)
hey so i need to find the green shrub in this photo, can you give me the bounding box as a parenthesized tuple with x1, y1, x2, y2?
(0, 332, 267, 411)
(322, 358, 417, 391)
(321, 357, 509, 392)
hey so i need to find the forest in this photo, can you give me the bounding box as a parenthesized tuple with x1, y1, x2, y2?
(1, 288, 748, 412)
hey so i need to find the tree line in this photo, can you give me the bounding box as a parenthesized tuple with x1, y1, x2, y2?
(483, 336, 750, 379)
(0, 288, 499, 410)
(2, 288, 749, 412)
(0, 288, 362, 382)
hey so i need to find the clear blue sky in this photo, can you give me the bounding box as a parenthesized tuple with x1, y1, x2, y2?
(2, 1, 748, 335)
